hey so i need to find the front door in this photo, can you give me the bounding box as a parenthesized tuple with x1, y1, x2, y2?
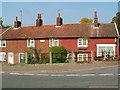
(67, 52, 74, 63)
(8, 53, 14, 64)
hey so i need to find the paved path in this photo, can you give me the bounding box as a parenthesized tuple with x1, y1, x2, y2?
(1, 61, 119, 74)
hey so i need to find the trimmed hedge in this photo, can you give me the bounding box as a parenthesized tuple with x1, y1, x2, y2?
(49, 46, 67, 63)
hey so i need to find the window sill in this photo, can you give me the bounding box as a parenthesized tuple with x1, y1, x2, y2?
(78, 46, 88, 50)
(27, 46, 35, 48)
(0, 46, 6, 47)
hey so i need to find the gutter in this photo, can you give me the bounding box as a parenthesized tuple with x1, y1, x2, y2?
(0, 26, 12, 36)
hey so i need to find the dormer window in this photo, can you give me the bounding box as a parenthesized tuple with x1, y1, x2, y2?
(78, 38, 88, 48)
(49, 38, 59, 47)
(0, 40, 6, 47)
(27, 39, 35, 47)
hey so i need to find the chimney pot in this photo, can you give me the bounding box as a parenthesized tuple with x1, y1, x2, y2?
(94, 11, 98, 27)
(36, 13, 43, 27)
(16, 16, 18, 21)
(58, 12, 60, 17)
(56, 11, 63, 26)
(39, 14, 41, 18)
(14, 16, 21, 28)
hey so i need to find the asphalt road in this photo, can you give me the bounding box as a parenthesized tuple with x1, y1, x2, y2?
(2, 63, 119, 88)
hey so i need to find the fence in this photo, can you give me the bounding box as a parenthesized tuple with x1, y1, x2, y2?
(24, 51, 117, 64)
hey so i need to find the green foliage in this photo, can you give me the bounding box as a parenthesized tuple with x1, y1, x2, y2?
(40, 53, 50, 64)
(27, 47, 41, 64)
(49, 46, 67, 63)
(112, 12, 120, 34)
(4, 25, 11, 29)
(80, 18, 93, 24)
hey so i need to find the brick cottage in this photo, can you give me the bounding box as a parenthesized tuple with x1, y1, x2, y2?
(0, 11, 119, 64)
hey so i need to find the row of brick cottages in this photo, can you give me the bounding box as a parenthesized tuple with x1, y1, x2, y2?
(0, 11, 119, 64)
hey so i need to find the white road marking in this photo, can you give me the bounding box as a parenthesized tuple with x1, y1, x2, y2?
(9, 73, 20, 75)
(66, 74, 80, 77)
(17, 73, 24, 75)
(118, 74, 120, 76)
(81, 74, 95, 76)
(0, 71, 4, 74)
(23, 74, 35, 76)
(8, 73, 118, 77)
(51, 74, 64, 76)
(98, 74, 114, 76)
(36, 74, 49, 76)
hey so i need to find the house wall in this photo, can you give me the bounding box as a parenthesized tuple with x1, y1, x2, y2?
(1, 40, 27, 63)
(60, 38, 118, 54)
(35, 39, 49, 53)
(59, 39, 77, 51)
(88, 38, 118, 56)
(0, 37, 118, 64)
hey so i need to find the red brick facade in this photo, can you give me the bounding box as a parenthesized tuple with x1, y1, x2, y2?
(1, 37, 118, 64)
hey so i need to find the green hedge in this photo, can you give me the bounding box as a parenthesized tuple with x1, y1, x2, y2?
(49, 46, 67, 63)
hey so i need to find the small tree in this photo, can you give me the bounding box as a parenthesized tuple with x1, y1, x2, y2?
(49, 46, 67, 63)
(112, 12, 120, 34)
(80, 18, 93, 24)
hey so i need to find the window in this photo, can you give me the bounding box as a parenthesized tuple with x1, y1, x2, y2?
(49, 39, 59, 47)
(96, 44, 115, 57)
(78, 38, 88, 47)
(77, 53, 88, 62)
(40, 40, 45, 43)
(0, 52, 6, 61)
(0, 40, 6, 47)
(19, 53, 25, 63)
(27, 39, 35, 47)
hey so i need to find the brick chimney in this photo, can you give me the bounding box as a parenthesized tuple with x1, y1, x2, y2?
(14, 16, 21, 28)
(94, 11, 98, 27)
(36, 13, 43, 27)
(56, 11, 63, 26)
(0, 17, 3, 26)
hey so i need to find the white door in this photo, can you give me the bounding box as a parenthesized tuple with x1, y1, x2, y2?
(8, 53, 14, 64)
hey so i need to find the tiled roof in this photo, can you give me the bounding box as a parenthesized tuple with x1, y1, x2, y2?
(0, 28, 6, 34)
(96, 24, 117, 37)
(1, 23, 118, 39)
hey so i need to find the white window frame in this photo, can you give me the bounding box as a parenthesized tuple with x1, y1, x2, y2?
(19, 53, 25, 63)
(0, 52, 6, 61)
(27, 39, 35, 47)
(77, 53, 88, 62)
(40, 40, 45, 43)
(49, 38, 59, 47)
(8, 52, 14, 64)
(78, 38, 88, 48)
(96, 44, 116, 57)
(0, 40, 6, 47)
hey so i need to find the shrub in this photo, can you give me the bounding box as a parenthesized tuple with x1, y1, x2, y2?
(49, 46, 67, 63)
(40, 53, 50, 64)
(26, 47, 41, 64)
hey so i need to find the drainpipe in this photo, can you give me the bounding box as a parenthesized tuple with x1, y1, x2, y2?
(114, 22, 119, 60)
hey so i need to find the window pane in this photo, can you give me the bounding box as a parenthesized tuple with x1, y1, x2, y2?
(31, 40, 34, 47)
(54, 40, 58, 46)
(83, 54, 87, 61)
(19, 54, 24, 63)
(106, 46, 113, 57)
(0, 53, 6, 61)
(1, 40, 6, 46)
(28, 39, 30, 46)
(78, 54, 82, 61)
(98, 46, 105, 56)
(83, 39, 86, 45)
(79, 38, 82, 45)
